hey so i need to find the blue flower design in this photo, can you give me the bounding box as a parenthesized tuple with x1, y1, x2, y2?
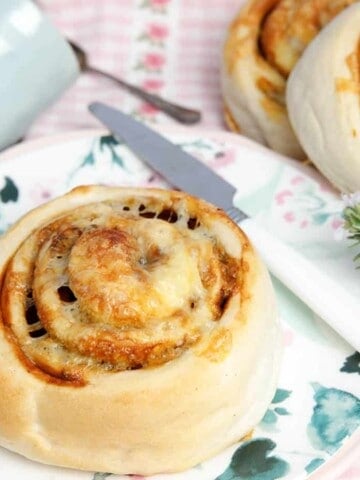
(340, 352, 360, 375)
(305, 457, 325, 474)
(93, 473, 112, 480)
(307, 383, 360, 454)
(215, 438, 289, 480)
(260, 389, 291, 430)
(0, 177, 18, 203)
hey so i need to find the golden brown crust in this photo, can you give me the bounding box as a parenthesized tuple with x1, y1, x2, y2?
(0, 185, 282, 474)
(221, 0, 357, 159)
(2, 190, 243, 377)
(224, 102, 242, 133)
(260, 0, 354, 76)
(286, 3, 360, 192)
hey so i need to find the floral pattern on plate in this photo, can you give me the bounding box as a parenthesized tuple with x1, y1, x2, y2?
(0, 130, 358, 480)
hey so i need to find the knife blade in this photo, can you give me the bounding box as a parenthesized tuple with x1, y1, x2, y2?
(90, 103, 242, 217)
(89, 101, 360, 352)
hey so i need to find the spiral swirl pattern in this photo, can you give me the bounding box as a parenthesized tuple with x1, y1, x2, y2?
(222, 0, 357, 159)
(0, 186, 282, 475)
(0, 187, 240, 383)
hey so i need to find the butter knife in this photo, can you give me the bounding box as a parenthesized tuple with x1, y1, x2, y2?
(89, 102, 360, 352)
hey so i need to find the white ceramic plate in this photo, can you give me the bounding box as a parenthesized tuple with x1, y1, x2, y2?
(0, 128, 359, 480)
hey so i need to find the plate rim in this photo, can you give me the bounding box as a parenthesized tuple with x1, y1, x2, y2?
(0, 127, 340, 195)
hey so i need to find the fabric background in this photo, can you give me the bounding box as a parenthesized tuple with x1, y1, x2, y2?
(30, 0, 239, 137)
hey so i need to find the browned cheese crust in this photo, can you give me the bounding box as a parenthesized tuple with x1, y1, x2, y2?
(221, 0, 357, 159)
(0, 185, 282, 475)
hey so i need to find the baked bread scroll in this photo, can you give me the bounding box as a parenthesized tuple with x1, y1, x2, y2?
(0, 185, 282, 475)
(221, 0, 356, 160)
(286, 3, 360, 192)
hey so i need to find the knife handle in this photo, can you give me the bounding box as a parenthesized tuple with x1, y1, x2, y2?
(240, 217, 360, 352)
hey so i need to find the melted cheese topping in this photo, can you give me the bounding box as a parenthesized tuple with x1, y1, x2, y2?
(260, 0, 356, 77)
(1, 194, 241, 382)
(224, 0, 357, 125)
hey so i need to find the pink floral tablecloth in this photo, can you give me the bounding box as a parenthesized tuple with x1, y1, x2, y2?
(30, 0, 240, 138)
(28, 1, 359, 479)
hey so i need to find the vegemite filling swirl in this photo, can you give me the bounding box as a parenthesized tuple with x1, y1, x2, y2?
(222, 0, 357, 159)
(0, 191, 239, 382)
(0, 187, 282, 475)
(259, 0, 356, 77)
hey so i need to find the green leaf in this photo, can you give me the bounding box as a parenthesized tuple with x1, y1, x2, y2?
(80, 151, 95, 167)
(305, 458, 325, 474)
(111, 148, 124, 168)
(0, 177, 19, 203)
(274, 407, 290, 416)
(216, 438, 289, 480)
(340, 352, 360, 375)
(343, 201, 360, 266)
(177, 139, 212, 150)
(272, 389, 291, 404)
(99, 134, 119, 151)
(261, 410, 277, 425)
(312, 212, 330, 225)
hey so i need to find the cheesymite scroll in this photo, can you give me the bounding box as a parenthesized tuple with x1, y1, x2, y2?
(0, 185, 282, 474)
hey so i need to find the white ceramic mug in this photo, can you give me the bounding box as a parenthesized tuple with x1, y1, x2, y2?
(0, 0, 79, 150)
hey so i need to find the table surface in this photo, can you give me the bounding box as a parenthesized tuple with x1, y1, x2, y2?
(28, 1, 360, 479)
